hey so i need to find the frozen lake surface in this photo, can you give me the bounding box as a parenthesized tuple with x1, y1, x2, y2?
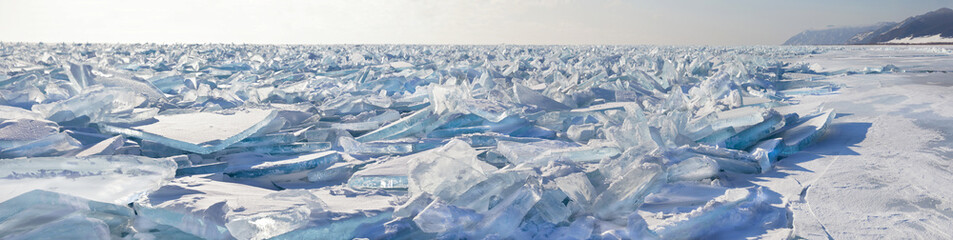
(0, 44, 950, 239)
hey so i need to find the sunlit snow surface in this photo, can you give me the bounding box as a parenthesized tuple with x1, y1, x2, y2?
(0, 43, 952, 239)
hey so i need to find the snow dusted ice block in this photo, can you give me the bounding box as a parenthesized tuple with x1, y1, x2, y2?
(652, 188, 765, 240)
(0, 118, 82, 159)
(776, 109, 835, 157)
(0, 155, 176, 204)
(0, 190, 137, 239)
(136, 176, 327, 240)
(749, 138, 782, 173)
(101, 109, 278, 154)
(224, 151, 342, 178)
(0, 119, 59, 149)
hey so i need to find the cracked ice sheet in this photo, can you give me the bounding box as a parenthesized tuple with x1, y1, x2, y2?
(742, 54, 953, 239)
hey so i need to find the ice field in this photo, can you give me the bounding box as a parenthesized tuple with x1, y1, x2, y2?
(0, 44, 951, 239)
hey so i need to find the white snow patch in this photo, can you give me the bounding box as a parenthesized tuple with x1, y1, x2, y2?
(886, 34, 953, 44)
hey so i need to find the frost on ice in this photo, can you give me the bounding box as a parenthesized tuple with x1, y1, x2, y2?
(0, 43, 851, 239)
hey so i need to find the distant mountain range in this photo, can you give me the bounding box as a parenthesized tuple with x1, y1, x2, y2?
(784, 8, 953, 45)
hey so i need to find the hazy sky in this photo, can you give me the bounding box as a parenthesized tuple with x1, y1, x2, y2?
(1, 0, 951, 45)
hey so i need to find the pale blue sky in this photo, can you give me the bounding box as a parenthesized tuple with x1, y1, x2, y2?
(1, 0, 951, 45)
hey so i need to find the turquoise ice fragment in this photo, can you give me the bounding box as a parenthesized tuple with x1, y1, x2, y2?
(225, 151, 342, 178)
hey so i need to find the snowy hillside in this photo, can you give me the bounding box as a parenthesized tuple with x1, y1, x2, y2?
(782, 23, 894, 45)
(785, 8, 953, 45)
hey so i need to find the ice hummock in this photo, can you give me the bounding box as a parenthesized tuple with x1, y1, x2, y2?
(0, 43, 846, 239)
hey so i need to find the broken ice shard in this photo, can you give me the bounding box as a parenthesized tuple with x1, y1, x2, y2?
(32, 87, 157, 124)
(534, 145, 622, 164)
(450, 169, 531, 212)
(467, 185, 541, 238)
(229, 132, 297, 148)
(687, 145, 763, 174)
(348, 157, 411, 190)
(0, 190, 137, 239)
(0, 155, 176, 204)
(413, 199, 482, 233)
(532, 188, 573, 224)
(724, 110, 784, 150)
(776, 109, 835, 156)
(339, 137, 414, 156)
(225, 151, 342, 178)
(355, 106, 441, 142)
(270, 212, 393, 240)
(136, 176, 327, 240)
(75, 135, 125, 157)
(100, 109, 278, 154)
(513, 83, 571, 111)
(591, 163, 665, 220)
(0, 132, 82, 158)
(0, 106, 44, 121)
(549, 216, 596, 240)
(553, 172, 597, 208)
(407, 139, 496, 201)
(246, 142, 332, 155)
(176, 162, 228, 177)
(307, 161, 357, 182)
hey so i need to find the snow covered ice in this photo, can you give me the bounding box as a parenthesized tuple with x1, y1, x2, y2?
(1, 43, 952, 239)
